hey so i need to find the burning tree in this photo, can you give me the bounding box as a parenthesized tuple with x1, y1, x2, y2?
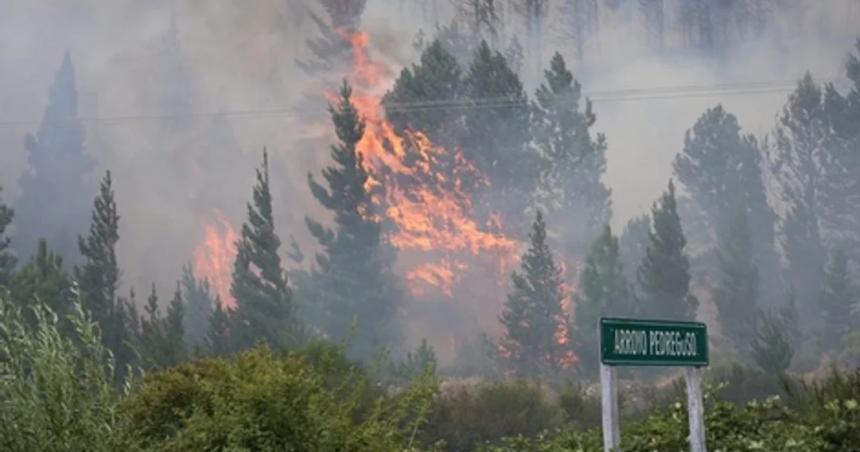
(497, 212, 573, 377)
(302, 82, 404, 360)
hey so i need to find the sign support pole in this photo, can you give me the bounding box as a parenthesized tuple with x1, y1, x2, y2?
(684, 367, 706, 452)
(600, 362, 620, 452)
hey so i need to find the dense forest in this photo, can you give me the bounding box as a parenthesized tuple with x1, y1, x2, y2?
(2, 0, 860, 450)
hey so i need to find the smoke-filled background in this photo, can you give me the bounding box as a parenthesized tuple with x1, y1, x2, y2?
(2, 0, 859, 366)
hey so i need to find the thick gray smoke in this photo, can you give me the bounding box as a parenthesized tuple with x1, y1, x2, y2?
(1, 0, 858, 360)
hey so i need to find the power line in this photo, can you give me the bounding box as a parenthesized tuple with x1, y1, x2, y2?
(0, 77, 836, 129)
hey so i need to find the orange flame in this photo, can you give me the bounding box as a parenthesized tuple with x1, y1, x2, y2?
(193, 209, 238, 309)
(335, 29, 519, 299)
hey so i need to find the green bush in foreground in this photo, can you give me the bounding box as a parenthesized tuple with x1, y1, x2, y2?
(119, 344, 437, 451)
(0, 289, 124, 452)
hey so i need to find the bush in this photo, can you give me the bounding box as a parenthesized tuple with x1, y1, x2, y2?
(420, 379, 562, 451)
(0, 289, 124, 452)
(119, 344, 437, 451)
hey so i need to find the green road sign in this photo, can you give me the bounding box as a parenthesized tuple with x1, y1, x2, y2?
(600, 317, 708, 366)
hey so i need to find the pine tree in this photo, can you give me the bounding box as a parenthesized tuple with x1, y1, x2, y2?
(712, 207, 758, 354)
(463, 41, 535, 194)
(772, 74, 839, 325)
(498, 212, 570, 377)
(9, 240, 71, 318)
(165, 283, 186, 365)
(818, 249, 858, 352)
(230, 150, 297, 350)
(752, 306, 796, 374)
(637, 180, 698, 320)
(75, 172, 121, 349)
(619, 214, 651, 289)
(531, 52, 610, 250)
(137, 283, 185, 369)
(181, 263, 214, 348)
(304, 81, 403, 359)
(138, 285, 163, 369)
(572, 226, 631, 377)
(383, 39, 463, 144)
(14, 53, 95, 263)
(206, 299, 232, 356)
(674, 105, 780, 306)
(822, 41, 860, 262)
(0, 186, 15, 287)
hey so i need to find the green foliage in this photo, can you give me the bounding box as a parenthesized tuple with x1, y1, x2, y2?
(0, 185, 14, 287)
(393, 339, 438, 383)
(206, 298, 233, 356)
(421, 380, 563, 451)
(463, 41, 534, 195)
(384, 39, 463, 144)
(231, 149, 298, 350)
(557, 382, 602, 429)
(637, 180, 698, 320)
(180, 263, 213, 348)
(712, 207, 758, 354)
(0, 289, 124, 452)
(74, 171, 133, 381)
(531, 52, 610, 244)
(9, 239, 72, 321)
(673, 105, 779, 304)
(619, 213, 650, 288)
(498, 212, 571, 377)
(752, 306, 796, 374)
(119, 344, 437, 451)
(13, 53, 95, 263)
(137, 284, 186, 370)
(304, 81, 403, 360)
(572, 225, 631, 378)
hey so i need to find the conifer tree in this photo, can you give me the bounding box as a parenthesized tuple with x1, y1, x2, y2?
(138, 285, 163, 368)
(75, 172, 121, 346)
(9, 240, 71, 318)
(531, 52, 610, 249)
(73, 170, 135, 380)
(137, 284, 185, 369)
(181, 263, 214, 347)
(463, 41, 535, 194)
(637, 180, 698, 320)
(818, 249, 858, 352)
(230, 150, 297, 350)
(712, 207, 759, 354)
(206, 299, 232, 356)
(752, 305, 796, 374)
(674, 105, 780, 306)
(305, 82, 403, 359)
(165, 283, 186, 364)
(498, 212, 570, 377)
(0, 186, 15, 287)
(14, 53, 95, 262)
(572, 226, 630, 377)
(772, 74, 836, 324)
(383, 39, 463, 144)
(619, 214, 651, 288)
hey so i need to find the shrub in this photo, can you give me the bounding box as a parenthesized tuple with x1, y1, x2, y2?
(119, 344, 437, 451)
(420, 379, 562, 451)
(0, 289, 124, 452)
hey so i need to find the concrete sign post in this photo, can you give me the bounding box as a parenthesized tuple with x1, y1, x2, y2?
(599, 317, 709, 452)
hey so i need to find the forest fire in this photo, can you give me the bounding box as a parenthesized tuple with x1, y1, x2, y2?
(192, 209, 238, 308)
(337, 28, 519, 298)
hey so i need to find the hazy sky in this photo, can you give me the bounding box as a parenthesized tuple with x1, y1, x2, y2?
(1, 0, 858, 302)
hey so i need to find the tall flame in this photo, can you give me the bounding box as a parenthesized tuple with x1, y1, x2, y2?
(335, 28, 519, 300)
(193, 209, 238, 308)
